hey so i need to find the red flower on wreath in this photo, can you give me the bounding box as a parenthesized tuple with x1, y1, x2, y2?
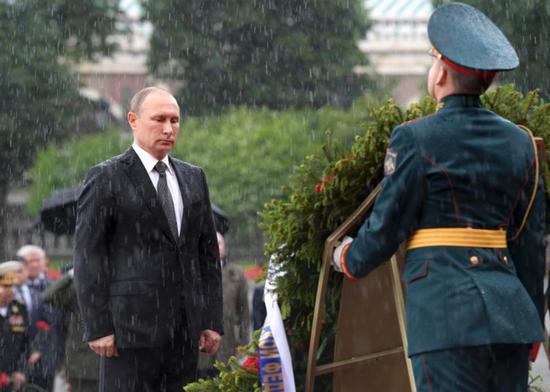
(0, 373, 8, 388)
(243, 356, 260, 373)
(314, 176, 336, 193)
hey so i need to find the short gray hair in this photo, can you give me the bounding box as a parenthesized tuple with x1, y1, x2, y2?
(16, 245, 46, 260)
(130, 86, 174, 114)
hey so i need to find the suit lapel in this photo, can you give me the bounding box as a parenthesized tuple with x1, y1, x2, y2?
(170, 157, 191, 244)
(121, 148, 176, 243)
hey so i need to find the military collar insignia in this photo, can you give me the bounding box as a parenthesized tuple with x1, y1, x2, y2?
(384, 148, 398, 176)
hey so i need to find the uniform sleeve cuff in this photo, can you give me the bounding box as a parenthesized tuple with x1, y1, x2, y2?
(340, 243, 359, 281)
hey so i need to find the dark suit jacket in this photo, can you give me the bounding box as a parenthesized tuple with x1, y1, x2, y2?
(74, 147, 223, 348)
(344, 94, 545, 356)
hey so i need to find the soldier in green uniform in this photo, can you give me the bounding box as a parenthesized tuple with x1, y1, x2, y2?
(332, 3, 545, 391)
(0, 261, 29, 391)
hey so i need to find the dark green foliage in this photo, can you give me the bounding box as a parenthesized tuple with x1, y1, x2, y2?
(432, 0, 550, 99)
(0, 0, 125, 257)
(260, 85, 549, 390)
(0, 0, 123, 182)
(143, 0, 375, 115)
(173, 106, 373, 245)
(0, 0, 123, 186)
(41, 0, 123, 60)
(184, 330, 262, 392)
(0, 1, 79, 187)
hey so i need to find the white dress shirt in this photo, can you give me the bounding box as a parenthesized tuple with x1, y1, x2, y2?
(132, 142, 184, 235)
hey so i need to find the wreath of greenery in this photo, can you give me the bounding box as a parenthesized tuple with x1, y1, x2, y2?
(185, 85, 550, 391)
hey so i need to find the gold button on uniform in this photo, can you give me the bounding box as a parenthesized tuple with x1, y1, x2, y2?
(469, 256, 479, 265)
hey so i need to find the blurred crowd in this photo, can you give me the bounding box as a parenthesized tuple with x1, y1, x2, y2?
(0, 236, 266, 392)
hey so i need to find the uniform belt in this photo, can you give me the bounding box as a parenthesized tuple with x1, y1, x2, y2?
(407, 228, 507, 250)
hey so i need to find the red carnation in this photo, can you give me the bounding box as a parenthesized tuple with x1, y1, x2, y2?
(314, 183, 326, 193)
(243, 356, 260, 373)
(314, 175, 335, 193)
(0, 373, 9, 387)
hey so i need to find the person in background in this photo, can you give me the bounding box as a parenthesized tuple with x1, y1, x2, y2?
(4, 261, 45, 379)
(198, 232, 249, 377)
(17, 246, 50, 294)
(11, 261, 41, 333)
(0, 261, 29, 392)
(251, 282, 266, 331)
(17, 245, 65, 392)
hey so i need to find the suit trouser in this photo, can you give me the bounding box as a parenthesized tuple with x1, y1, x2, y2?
(411, 344, 530, 392)
(99, 325, 198, 392)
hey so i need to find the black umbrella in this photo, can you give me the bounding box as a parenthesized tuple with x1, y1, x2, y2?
(39, 185, 82, 235)
(40, 184, 230, 236)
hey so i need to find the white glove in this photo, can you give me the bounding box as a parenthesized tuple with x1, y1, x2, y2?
(332, 236, 353, 273)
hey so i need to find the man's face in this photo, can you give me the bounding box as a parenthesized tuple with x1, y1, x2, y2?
(0, 285, 14, 306)
(24, 253, 43, 279)
(128, 92, 180, 160)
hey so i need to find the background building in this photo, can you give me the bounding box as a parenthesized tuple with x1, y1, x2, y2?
(75, 0, 151, 112)
(359, 0, 433, 105)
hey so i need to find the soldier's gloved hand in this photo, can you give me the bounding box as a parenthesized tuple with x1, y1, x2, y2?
(332, 236, 353, 273)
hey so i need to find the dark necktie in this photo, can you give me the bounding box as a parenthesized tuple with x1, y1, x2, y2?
(154, 161, 179, 239)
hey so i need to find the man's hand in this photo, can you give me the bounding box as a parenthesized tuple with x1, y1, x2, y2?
(27, 351, 41, 368)
(332, 236, 353, 273)
(199, 329, 221, 354)
(88, 334, 119, 357)
(10, 372, 26, 390)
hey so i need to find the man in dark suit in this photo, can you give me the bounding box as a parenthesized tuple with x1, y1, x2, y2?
(333, 3, 545, 391)
(74, 87, 223, 391)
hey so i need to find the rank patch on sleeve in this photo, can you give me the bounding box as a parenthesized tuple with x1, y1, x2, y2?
(384, 148, 398, 176)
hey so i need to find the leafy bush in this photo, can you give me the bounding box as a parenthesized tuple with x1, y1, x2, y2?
(172, 106, 371, 243)
(184, 331, 262, 392)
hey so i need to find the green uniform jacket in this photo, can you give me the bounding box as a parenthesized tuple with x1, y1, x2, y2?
(344, 94, 545, 357)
